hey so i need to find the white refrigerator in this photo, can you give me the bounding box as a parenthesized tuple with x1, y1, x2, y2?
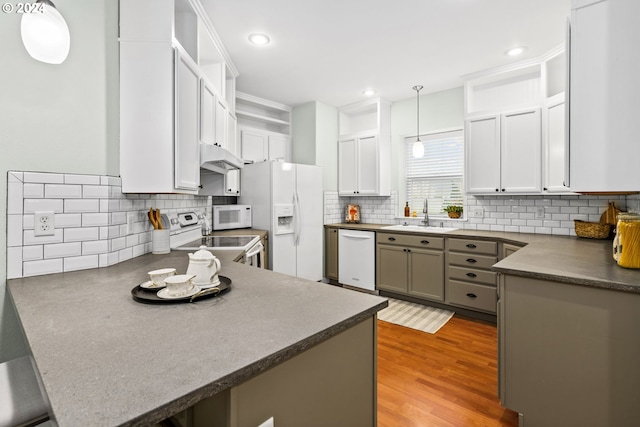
(239, 162, 323, 281)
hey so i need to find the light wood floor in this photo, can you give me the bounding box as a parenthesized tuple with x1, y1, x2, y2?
(377, 315, 519, 427)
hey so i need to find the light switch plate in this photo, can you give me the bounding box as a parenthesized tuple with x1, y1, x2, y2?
(535, 206, 545, 219)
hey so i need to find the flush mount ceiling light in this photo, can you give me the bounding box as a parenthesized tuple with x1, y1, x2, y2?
(21, 0, 70, 64)
(505, 46, 527, 57)
(412, 85, 424, 159)
(362, 89, 376, 97)
(248, 33, 270, 46)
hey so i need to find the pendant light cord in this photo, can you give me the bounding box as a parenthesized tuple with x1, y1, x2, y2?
(413, 85, 423, 142)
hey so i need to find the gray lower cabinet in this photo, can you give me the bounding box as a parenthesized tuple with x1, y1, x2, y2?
(376, 233, 445, 301)
(499, 274, 640, 426)
(446, 238, 498, 314)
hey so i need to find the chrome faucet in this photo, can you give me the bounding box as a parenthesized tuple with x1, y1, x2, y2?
(421, 199, 429, 227)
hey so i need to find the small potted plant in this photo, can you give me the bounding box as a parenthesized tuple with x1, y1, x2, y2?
(443, 205, 463, 219)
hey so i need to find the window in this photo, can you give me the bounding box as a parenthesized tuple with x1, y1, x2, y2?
(405, 129, 464, 216)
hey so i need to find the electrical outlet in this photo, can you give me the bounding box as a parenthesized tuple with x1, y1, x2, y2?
(472, 207, 484, 218)
(535, 206, 545, 219)
(34, 211, 55, 236)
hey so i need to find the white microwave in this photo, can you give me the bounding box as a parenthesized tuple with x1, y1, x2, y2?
(213, 205, 252, 230)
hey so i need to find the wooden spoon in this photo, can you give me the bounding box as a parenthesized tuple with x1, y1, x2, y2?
(148, 208, 159, 230)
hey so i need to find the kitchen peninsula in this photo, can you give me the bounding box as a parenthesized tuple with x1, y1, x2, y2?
(8, 250, 387, 427)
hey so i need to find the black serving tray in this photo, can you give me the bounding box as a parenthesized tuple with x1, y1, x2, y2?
(131, 276, 231, 304)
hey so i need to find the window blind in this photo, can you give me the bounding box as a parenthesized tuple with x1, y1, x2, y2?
(405, 129, 464, 215)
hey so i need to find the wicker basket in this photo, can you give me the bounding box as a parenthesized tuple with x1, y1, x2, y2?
(574, 220, 611, 239)
(447, 212, 462, 219)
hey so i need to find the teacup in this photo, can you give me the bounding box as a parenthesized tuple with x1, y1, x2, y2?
(148, 268, 176, 287)
(164, 274, 196, 297)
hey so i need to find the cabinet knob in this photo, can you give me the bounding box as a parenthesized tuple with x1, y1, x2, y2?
(466, 244, 477, 249)
(388, 237, 396, 241)
(407, 249, 411, 252)
(198, 185, 203, 189)
(466, 272, 477, 278)
(466, 258, 477, 263)
(495, 188, 499, 192)
(501, 188, 505, 192)
(466, 293, 478, 299)
(543, 187, 548, 191)
(420, 240, 430, 245)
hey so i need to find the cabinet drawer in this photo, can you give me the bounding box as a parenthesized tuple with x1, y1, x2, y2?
(448, 280, 497, 313)
(376, 233, 444, 250)
(448, 252, 497, 270)
(449, 238, 497, 255)
(449, 266, 497, 286)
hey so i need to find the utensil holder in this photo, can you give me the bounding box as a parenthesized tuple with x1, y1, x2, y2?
(152, 229, 170, 254)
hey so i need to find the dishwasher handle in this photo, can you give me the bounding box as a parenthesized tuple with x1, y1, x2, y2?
(341, 233, 372, 239)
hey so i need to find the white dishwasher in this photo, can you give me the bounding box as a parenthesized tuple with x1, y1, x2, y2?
(338, 229, 375, 291)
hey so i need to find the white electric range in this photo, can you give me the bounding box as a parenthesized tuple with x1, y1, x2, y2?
(168, 211, 264, 268)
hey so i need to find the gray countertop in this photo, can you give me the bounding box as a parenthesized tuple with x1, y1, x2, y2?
(8, 250, 387, 427)
(327, 223, 640, 293)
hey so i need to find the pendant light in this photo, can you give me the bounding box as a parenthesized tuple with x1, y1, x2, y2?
(412, 85, 424, 158)
(21, 0, 70, 64)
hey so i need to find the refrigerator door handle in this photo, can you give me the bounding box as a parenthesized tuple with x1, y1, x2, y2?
(294, 191, 302, 246)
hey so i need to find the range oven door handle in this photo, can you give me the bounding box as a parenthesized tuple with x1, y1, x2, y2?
(245, 241, 264, 258)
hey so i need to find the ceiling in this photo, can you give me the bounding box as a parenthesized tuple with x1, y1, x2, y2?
(201, 0, 572, 108)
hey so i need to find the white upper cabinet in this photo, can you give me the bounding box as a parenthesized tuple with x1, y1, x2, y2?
(465, 116, 500, 193)
(568, 0, 640, 192)
(119, 0, 238, 194)
(236, 92, 292, 164)
(465, 108, 541, 194)
(464, 46, 566, 195)
(338, 98, 391, 196)
(174, 47, 201, 190)
(543, 93, 567, 192)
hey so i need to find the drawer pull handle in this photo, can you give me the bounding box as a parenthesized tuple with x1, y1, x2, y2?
(466, 258, 477, 263)
(466, 293, 477, 299)
(420, 240, 430, 244)
(466, 272, 477, 278)
(388, 237, 396, 241)
(466, 244, 477, 249)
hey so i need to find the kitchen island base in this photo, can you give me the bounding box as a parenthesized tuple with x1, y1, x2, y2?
(192, 317, 376, 427)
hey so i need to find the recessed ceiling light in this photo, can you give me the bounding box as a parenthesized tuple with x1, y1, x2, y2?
(362, 89, 376, 97)
(505, 46, 526, 57)
(249, 33, 270, 46)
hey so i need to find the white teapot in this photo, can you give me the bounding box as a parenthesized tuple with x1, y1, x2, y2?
(186, 245, 221, 286)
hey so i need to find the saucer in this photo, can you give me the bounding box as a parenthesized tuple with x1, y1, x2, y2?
(194, 278, 221, 289)
(157, 285, 200, 300)
(140, 280, 166, 290)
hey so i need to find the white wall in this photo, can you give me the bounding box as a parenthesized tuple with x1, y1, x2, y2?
(390, 87, 465, 215)
(0, 0, 119, 361)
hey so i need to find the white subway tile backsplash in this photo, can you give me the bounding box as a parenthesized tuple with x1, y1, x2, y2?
(82, 213, 109, 227)
(83, 185, 109, 199)
(7, 247, 23, 279)
(111, 237, 126, 252)
(64, 255, 99, 272)
(64, 227, 99, 242)
(7, 182, 23, 214)
(45, 184, 82, 199)
(82, 240, 109, 255)
(23, 259, 63, 277)
(23, 172, 64, 184)
(24, 198, 64, 213)
(55, 213, 82, 228)
(23, 245, 43, 261)
(23, 183, 44, 198)
(7, 215, 23, 247)
(64, 199, 99, 213)
(23, 229, 64, 245)
(44, 242, 82, 259)
(65, 174, 101, 185)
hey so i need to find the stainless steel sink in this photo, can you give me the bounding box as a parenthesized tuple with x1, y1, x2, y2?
(380, 225, 458, 233)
